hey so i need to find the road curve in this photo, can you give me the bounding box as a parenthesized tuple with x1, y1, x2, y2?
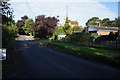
(5, 35, 120, 78)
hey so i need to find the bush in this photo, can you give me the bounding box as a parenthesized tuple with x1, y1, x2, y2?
(91, 33, 98, 38)
(95, 32, 118, 43)
(2, 24, 16, 49)
(66, 32, 90, 44)
(52, 26, 66, 40)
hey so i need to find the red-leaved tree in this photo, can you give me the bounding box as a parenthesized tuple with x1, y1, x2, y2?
(32, 15, 59, 39)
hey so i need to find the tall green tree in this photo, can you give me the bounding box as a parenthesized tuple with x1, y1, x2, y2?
(63, 17, 71, 35)
(0, 0, 14, 18)
(113, 17, 120, 27)
(1, 0, 17, 49)
(86, 17, 120, 27)
(52, 26, 66, 40)
(16, 15, 29, 34)
(86, 17, 100, 26)
(23, 19, 34, 35)
(101, 18, 110, 26)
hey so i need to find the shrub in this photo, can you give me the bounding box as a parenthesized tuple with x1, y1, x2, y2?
(52, 26, 66, 40)
(95, 32, 118, 43)
(91, 33, 98, 38)
(66, 32, 90, 44)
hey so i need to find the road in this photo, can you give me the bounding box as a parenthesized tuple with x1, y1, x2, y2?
(5, 35, 120, 78)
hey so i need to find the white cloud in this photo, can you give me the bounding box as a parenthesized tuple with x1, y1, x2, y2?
(10, 1, 117, 26)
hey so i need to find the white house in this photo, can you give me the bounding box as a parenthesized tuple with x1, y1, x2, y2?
(88, 25, 118, 35)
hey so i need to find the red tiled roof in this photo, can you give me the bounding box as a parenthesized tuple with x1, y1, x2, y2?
(70, 21, 78, 25)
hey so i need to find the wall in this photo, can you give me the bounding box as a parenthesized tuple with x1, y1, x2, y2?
(97, 30, 110, 35)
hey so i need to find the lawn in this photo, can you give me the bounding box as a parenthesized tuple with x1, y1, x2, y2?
(35, 39, 120, 69)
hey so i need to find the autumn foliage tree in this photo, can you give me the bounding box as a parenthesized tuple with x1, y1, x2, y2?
(32, 15, 59, 39)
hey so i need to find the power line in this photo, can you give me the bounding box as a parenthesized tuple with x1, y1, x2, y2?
(24, 0, 35, 17)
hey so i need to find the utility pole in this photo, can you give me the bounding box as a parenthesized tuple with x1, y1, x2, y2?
(66, 5, 68, 18)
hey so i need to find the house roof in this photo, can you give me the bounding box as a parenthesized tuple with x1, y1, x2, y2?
(88, 25, 119, 31)
(70, 21, 79, 25)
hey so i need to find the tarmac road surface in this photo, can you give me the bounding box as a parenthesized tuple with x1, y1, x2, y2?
(5, 35, 120, 78)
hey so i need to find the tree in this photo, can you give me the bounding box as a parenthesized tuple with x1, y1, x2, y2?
(86, 17, 120, 27)
(113, 17, 120, 27)
(1, 0, 17, 33)
(52, 26, 66, 40)
(101, 18, 110, 26)
(16, 15, 29, 34)
(32, 15, 59, 39)
(63, 16, 71, 35)
(1, 0, 18, 49)
(21, 15, 29, 22)
(23, 19, 34, 35)
(72, 26, 83, 31)
(0, 0, 14, 18)
(86, 17, 100, 26)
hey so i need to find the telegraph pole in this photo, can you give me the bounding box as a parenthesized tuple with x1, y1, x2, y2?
(66, 5, 68, 18)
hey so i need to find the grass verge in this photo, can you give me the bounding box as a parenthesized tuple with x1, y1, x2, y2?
(35, 39, 120, 69)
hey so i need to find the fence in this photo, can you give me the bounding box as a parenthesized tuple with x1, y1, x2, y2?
(89, 40, 119, 49)
(63, 38, 120, 49)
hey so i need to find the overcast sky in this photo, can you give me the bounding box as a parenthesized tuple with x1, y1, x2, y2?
(9, 0, 119, 27)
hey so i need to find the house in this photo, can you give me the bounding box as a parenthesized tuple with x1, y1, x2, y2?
(69, 20, 79, 28)
(60, 19, 79, 28)
(87, 25, 119, 35)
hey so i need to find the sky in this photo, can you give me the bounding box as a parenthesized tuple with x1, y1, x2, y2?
(9, 0, 119, 27)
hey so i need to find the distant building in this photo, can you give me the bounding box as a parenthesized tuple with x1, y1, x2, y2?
(69, 20, 79, 28)
(87, 25, 119, 35)
(60, 19, 79, 28)
(60, 5, 79, 28)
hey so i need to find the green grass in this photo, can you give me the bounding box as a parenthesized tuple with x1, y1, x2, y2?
(35, 39, 120, 69)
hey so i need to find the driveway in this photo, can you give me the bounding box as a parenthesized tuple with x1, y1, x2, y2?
(5, 35, 120, 78)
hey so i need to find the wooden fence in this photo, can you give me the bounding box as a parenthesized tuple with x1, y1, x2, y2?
(89, 40, 119, 49)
